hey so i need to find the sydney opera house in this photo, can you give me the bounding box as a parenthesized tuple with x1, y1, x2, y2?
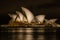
(1, 7, 59, 27)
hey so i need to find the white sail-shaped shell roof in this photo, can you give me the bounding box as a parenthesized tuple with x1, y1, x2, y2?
(36, 15, 45, 24)
(8, 14, 17, 21)
(16, 11, 27, 22)
(21, 7, 34, 23)
(8, 14, 21, 22)
(49, 19, 57, 22)
(45, 19, 57, 24)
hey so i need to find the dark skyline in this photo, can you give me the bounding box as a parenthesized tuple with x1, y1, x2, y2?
(0, 0, 60, 24)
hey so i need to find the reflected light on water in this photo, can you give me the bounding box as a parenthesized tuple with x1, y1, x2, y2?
(1, 27, 56, 40)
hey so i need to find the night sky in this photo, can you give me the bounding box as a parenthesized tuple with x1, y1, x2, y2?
(0, 0, 60, 24)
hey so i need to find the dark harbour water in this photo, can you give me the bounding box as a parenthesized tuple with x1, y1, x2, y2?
(0, 26, 58, 40)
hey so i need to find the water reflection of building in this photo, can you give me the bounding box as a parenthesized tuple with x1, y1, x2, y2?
(1, 26, 56, 40)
